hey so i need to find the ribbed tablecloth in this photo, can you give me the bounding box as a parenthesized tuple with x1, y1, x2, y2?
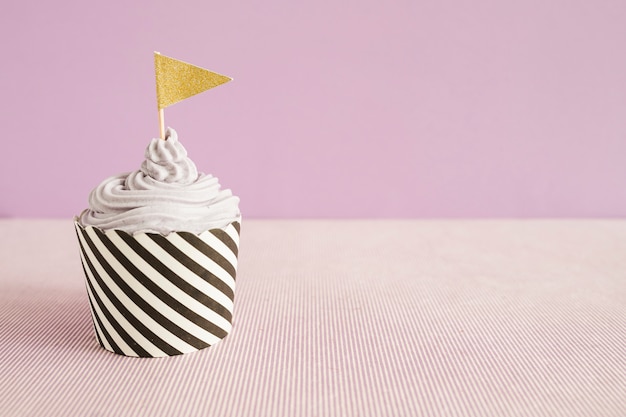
(1, 219, 625, 417)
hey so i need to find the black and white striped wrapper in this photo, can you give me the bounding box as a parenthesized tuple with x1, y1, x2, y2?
(73, 220, 240, 358)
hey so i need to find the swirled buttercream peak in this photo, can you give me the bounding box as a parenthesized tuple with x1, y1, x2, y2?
(140, 129, 198, 184)
(78, 128, 240, 235)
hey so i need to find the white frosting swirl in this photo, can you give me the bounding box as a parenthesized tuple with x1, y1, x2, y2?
(78, 128, 240, 235)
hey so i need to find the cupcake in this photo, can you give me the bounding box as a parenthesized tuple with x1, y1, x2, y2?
(75, 128, 241, 357)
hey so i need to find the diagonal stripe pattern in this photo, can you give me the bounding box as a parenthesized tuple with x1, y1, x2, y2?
(74, 221, 240, 357)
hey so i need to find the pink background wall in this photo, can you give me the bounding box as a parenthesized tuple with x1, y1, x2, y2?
(1, 1, 625, 218)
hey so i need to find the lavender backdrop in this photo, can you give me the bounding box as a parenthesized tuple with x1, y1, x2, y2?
(1, 1, 625, 218)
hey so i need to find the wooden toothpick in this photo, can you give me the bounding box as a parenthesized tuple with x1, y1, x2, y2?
(158, 108, 165, 140)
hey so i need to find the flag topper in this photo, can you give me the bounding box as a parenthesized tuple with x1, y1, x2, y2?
(154, 52, 232, 139)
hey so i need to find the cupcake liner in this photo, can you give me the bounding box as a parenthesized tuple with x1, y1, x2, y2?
(74, 220, 240, 357)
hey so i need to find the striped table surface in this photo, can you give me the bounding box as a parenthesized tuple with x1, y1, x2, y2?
(1, 219, 625, 417)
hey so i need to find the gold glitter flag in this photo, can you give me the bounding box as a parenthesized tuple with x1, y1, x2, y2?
(154, 52, 232, 110)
